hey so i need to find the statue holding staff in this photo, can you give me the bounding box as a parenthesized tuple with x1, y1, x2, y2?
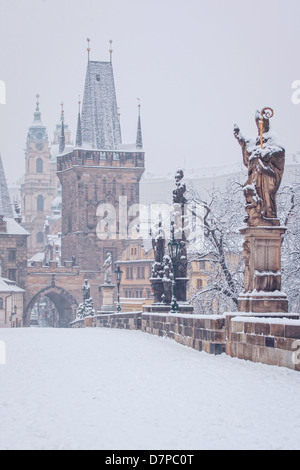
(234, 108, 285, 226)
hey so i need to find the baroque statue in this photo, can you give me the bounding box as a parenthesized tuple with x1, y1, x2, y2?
(234, 108, 285, 227)
(82, 279, 91, 302)
(103, 252, 113, 284)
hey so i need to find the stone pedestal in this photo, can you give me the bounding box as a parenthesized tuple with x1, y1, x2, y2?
(150, 278, 164, 304)
(149, 276, 193, 314)
(100, 283, 115, 313)
(239, 225, 288, 314)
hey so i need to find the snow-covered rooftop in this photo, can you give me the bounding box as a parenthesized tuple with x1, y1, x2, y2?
(0, 277, 25, 293)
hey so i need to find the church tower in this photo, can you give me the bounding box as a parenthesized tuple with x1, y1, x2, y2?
(21, 95, 57, 258)
(57, 48, 145, 294)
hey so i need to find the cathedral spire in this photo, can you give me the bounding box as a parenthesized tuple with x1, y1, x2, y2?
(136, 98, 143, 150)
(59, 102, 65, 154)
(76, 97, 83, 147)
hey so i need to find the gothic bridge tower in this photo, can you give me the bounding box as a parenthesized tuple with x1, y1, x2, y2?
(57, 50, 145, 295)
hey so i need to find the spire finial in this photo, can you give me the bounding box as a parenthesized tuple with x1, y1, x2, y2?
(59, 102, 65, 154)
(76, 95, 83, 148)
(87, 38, 91, 61)
(60, 101, 64, 122)
(136, 98, 143, 150)
(78, 95, 81, 113)
(109, 40, 113, 63)
(137, 98, 141, 116)
(36, 94, 40, 112)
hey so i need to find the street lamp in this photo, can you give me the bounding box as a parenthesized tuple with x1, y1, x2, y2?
(115, 265, 123, 313)
(168, 227, 180, 314)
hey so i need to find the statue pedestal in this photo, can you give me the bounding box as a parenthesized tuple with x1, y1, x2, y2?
(100, 283, 115, 313)
(239, 225, 288, 314)
(150, 278, 164, 304)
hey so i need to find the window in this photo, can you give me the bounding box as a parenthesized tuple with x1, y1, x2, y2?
(130, 247, 137, 257)
(197, 279, 203, 290)
(8, 269, 16, 282)
(8, 250, 16, 262)
(0, 298, 3, 310)
(37, 195, 44, 212)
(137, 267, 145, 279)
(37, 232, 44, 244)
(36, 158, 43, 174)
(126, 267, 134, 280)
(198, 260, 206, 270)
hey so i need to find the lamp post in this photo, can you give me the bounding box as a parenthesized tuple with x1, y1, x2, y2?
(115, 265, 123, 313)
(168, 226, 180, 314)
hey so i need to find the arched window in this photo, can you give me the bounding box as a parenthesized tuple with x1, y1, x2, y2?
(0, 298, 3, 310)
(37, 195, 44, 212)
(36, 158, 43, 174)
(37, 232, 44, 243)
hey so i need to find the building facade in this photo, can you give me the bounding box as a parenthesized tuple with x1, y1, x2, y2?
(0, 277, 25, 328)
(0, 153, 29, 291)
(116, 239, 154, 312)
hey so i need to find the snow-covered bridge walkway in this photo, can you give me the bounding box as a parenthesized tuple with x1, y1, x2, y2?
(0, 328, 299, 450)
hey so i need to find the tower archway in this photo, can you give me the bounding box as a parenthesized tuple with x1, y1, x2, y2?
(24, 286, 78, 328)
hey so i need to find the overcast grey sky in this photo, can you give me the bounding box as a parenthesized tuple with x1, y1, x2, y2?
(0, 0, 300, 184)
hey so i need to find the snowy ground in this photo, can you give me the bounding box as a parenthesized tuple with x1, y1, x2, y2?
(0, 328, 300, 450)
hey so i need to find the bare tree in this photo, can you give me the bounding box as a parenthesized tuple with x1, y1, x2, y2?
(278, 176, 300, 312)
(187, 180, 245, 314)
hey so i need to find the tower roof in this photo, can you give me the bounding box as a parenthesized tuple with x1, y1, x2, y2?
(81, 61, 122, 150)
(0, 153, 13, 218)
(27, 95, 48, 143)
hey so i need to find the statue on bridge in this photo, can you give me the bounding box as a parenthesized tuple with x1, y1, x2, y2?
(82, 279, 91, 302)
(234, 108, 285, 227)
(103, 252, 113, 284)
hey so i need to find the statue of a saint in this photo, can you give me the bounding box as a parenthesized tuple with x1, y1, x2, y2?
(173, 169, 187, 205)
(234, 109, 285, 226)
(103, 252, 112, 284)
(82, 279, 91, 302)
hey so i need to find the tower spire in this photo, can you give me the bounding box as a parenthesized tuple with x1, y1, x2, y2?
(136, 98, 143, 149)
(76, 96, 83, 147)
(109, 40, 113, 64)
(59, 102, 65, 154)
(87, 38, 91, 62)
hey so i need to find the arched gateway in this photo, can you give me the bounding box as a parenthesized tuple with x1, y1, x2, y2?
(24, 285, 78, 328)
(25, 260, 102, 328)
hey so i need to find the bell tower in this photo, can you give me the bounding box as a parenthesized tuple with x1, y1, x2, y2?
(21, 95, 57, 258)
